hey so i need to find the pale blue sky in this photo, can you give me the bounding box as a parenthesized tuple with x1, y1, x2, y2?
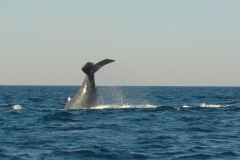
(1, 0, 240, 86)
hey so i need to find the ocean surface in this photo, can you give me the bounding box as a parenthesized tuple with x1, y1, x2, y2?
(0, 86, 240, 160)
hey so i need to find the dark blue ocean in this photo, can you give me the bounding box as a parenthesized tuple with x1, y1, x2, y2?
(0, 86, 240, 160)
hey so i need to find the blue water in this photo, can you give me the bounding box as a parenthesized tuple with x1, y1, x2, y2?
(0, 86, 240, 159)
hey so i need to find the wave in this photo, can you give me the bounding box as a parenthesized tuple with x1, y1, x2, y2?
(6, 103, 234, 111)
(91, 104, 158, 110)
(182, 105, 191, 108)
(89, 104, 158, 109)
(59, 103, 234, 111)
(90, 104, 158, 110)
(181, 103, 232, 109)
(1, 104, 23, 109)
(57, 104, 158, 111)
(200, 103, 230, 108)
(0, 104, 10, 107)
(180, 103, 234, 109)
(12, 104, 22, 110)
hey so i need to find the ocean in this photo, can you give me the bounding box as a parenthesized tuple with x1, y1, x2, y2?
(0, 86, 239, 159)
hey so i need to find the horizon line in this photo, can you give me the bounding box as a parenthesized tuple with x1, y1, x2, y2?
(0, 85, 239, 87)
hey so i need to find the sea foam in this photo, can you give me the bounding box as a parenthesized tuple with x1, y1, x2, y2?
(12, 105, 22, 110)
(200, 103, 230, 108)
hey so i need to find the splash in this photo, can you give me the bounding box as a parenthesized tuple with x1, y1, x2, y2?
(90, 104, 158, 110)
(12, 105, 22, 110)
(58, 104, 157, 110)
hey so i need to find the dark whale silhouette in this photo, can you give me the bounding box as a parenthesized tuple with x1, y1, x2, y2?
(65, 59, 115, 110)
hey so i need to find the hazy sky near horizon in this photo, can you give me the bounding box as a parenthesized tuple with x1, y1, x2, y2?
(1, 0, 240, 86)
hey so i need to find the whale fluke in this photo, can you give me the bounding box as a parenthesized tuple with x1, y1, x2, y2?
(65, 59, 115, 109)
(92, 59, 115, 74)
(82, 59, 115, 75)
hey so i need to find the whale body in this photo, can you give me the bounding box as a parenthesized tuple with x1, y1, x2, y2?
(65, 59, 115, 110)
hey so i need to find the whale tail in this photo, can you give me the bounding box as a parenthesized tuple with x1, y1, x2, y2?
(82, 59, 115, 75)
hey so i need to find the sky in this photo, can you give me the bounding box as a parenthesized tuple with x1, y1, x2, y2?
(1, 0, 240, 86)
